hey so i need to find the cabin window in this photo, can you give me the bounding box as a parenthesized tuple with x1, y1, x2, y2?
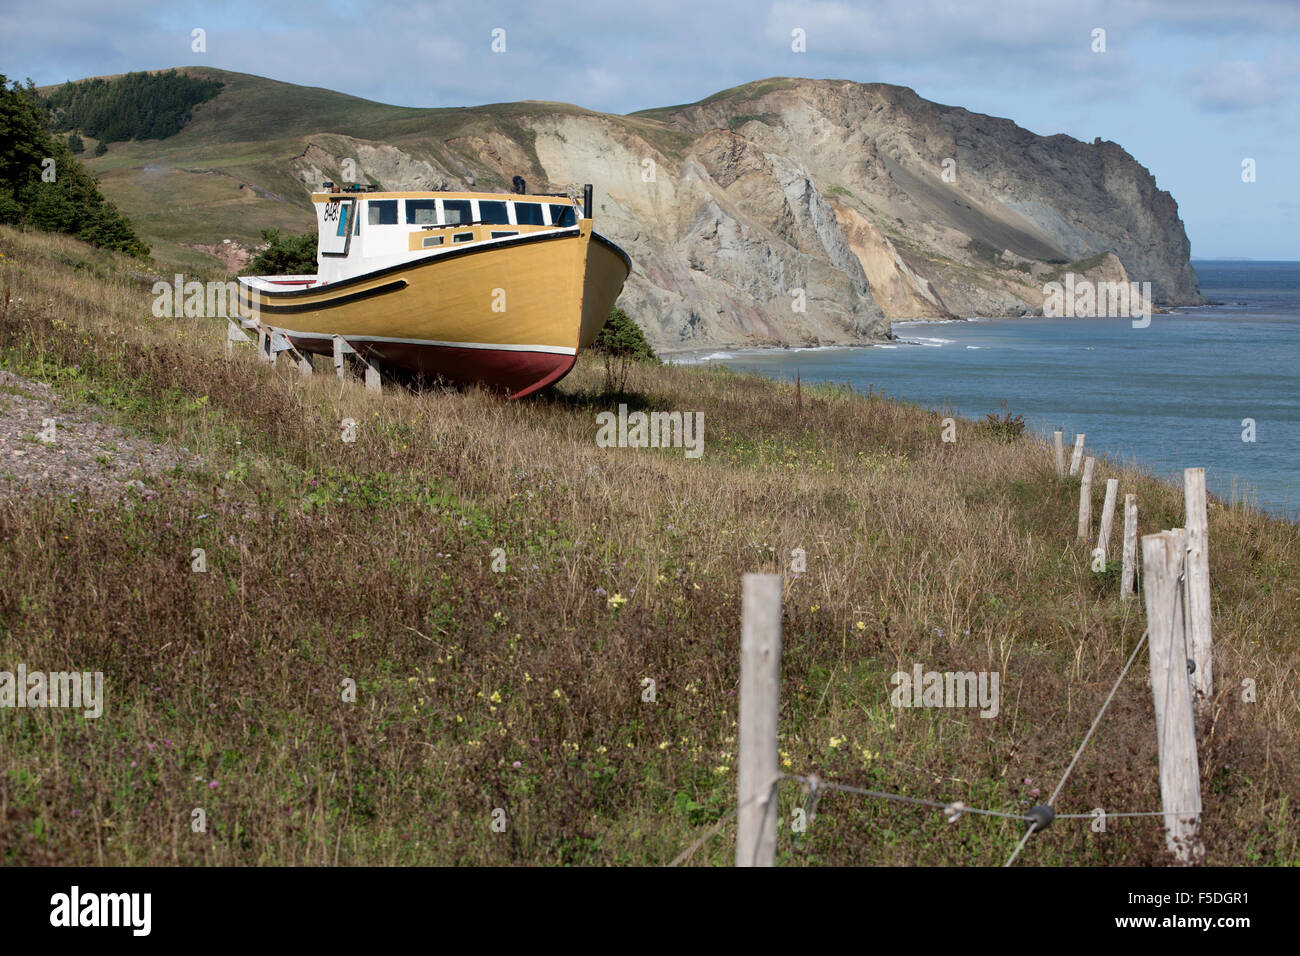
(549, 204, 577, 227)
(368, 200, 398, 225)
(479, 200, 510, 225)
(407, 200, 437, 225)
(491, 231, 518, 239)
(421, 235, 444, 248)
(514, 202, 545, 226)
(452, 232, 474, 243)
(442, 200, 472, 226)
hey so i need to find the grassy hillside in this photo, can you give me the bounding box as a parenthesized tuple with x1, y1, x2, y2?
(0, 225, 1296, 865)
(61, 67, 641, 268)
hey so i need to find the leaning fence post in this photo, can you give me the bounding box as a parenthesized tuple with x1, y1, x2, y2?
(1183, 468, 1213, 705)
(1121, 494, 1138, 599)
(1053, 430, 1065, 478)
(1141, 529, 1203, 864)
(1077, 456, 1095, 540)
(737, 573, 782, 867)
(1094, 478, 1119, 568)
(1069, 434, 1086, 476)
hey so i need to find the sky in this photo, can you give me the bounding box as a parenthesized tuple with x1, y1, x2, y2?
(2, 0, 1297, 258)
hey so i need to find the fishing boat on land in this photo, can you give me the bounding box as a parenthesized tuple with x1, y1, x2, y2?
(237, 182, 630, 398)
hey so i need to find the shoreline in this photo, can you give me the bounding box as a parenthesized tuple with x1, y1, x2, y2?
(656, 304, 1232, 363)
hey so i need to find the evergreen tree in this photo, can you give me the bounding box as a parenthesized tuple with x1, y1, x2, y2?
(241, 230, 318, 276)
(43, 70, 223, 143)
(66, 132, 84, 153)
(0, 74, 149, 256)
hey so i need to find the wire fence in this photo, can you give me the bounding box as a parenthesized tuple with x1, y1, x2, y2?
(673, 569, 1200, 867)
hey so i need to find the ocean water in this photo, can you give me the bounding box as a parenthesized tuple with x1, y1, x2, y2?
(688, 261, 1299, 520)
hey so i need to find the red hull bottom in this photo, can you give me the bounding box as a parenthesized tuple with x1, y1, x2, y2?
(291, 338, 576, 399)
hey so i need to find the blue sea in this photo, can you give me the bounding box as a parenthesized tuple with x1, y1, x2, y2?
(688, 261, 1299, 520)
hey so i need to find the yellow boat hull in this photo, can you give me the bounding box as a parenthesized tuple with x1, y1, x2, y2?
(239, 222, 629, 397)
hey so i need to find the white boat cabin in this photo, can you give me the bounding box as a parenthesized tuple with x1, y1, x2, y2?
(301, 189, 581, 286)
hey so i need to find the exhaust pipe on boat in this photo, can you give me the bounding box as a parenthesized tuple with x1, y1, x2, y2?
(583, 183, 593, 220)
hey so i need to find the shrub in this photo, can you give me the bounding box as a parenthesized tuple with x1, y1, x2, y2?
(593, 306, 656, 395)
(978, 399, 1027, 443)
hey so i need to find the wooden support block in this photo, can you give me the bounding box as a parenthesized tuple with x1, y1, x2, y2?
(226, 319, 250, 356)
(332, 334, 353, 380)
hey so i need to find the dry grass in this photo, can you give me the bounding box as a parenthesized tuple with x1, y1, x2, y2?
(0, 223, 1297, 866)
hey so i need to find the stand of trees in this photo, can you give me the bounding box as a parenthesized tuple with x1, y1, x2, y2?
(241, 230, 319, 277)
(0, 75, 149, 257)
(44, 70, 223, 143)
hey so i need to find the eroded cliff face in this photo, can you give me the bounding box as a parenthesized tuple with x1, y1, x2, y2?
(279, 77, 1202, 350)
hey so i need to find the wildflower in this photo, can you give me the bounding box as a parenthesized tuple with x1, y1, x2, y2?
(714, 765, 729, 775)
(829, 736, 845, 749)
(552, 689, 562, 699)
(488, 690, 502, 704)
(780, 750, 792, 768)
(209, 781, 218, 790)
(658, 741, 670, 750)
(512, 761, 522, 769)
(856, 621, 866, 631)
(607, 592, 627, 609)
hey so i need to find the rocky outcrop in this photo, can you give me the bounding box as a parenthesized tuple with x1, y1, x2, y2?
(128, 71, 1206, 349)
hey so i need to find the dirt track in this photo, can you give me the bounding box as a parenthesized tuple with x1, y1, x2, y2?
(0, 370, 202, 498)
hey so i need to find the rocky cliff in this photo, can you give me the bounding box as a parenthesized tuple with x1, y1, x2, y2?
(86, 70, 1206, 350)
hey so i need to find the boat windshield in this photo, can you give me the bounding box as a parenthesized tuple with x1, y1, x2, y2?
(514, 202, 546, 226)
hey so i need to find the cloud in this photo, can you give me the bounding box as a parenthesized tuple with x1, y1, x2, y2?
(1187, 58, 1295, 112)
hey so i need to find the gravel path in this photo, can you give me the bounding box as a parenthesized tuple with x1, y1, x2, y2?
(0, 370, 203, 498)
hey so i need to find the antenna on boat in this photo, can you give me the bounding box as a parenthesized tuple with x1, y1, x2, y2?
(583, 184, 593, 220)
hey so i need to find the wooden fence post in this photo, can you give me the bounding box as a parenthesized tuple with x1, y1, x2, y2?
(1069, 434, 1086, 476)
(1053, 430, 1065, 478)
(1121, 494, 1138, 599)
(737, 573, 782, 867)
(1141, 530, 1203, 864)
(1183, 468, 1213, 705)
(1095, 478, 1119, 567)
(1077, 456, 1095, 540)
